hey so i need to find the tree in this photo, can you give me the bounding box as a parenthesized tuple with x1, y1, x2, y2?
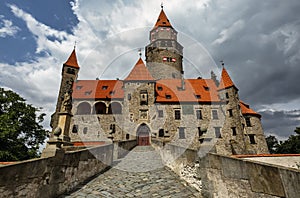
(276, 127, 300, 154)
(265, 135, 279, 154)
(0, 87, 48, 161)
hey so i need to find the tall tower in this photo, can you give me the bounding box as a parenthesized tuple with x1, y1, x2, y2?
(50, 49, 80, 130)
(145, 7, 183, 80)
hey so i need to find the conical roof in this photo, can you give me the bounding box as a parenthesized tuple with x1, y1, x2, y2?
(125, 58, 154, 81)
(218, 67, 236, 90)
(64, 49, 80, 68)
(154, 9, 172, 28)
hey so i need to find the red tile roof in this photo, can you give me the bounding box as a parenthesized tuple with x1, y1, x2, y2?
(240, 101, 261, 118)
(154, 9, 172, 28)
(64, 49, 80, 68)
(124, 58, 154, 81)
(72, 80, 124, 99)
(156, 79, 220, 103)
(218, 67, 235, 90)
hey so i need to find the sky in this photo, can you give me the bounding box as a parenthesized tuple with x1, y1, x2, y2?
(0, 0, 299, 141)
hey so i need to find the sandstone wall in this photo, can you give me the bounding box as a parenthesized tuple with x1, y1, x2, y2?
(199, 153, 300, 198)
(0, 144, 113, 198)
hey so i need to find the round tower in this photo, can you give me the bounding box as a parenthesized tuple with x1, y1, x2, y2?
(145, 7, 183, 80)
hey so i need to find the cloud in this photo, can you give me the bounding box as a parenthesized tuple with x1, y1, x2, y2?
(0, 15, 20, 37)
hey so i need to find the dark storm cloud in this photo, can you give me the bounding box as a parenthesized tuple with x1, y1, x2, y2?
(259, 110, 300, 139)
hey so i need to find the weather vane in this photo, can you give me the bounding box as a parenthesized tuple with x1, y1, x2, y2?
(74, 41, 77, 49)
(161, 2, 163, 9)
(138, 48, 142, 57)
(220, 60, 225, 67)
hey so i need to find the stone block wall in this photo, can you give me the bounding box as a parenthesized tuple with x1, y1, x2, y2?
(0, 144, 113, 198)
(199, 153, 300, 198)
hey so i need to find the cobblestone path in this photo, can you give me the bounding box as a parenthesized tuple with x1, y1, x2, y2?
(62, 146, 201, 197)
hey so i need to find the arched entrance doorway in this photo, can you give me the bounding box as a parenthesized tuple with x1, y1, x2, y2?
(137, 124, 150, 146)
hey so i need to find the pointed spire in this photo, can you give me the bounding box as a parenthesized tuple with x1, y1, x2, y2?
(64, 49, 80, 69)
(154, 7, 172, 28)
(125, 58, 154, 81)
(218, 67, 236, 90)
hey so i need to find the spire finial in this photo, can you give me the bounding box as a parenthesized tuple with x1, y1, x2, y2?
(74, 41, 77, 49)
(161, 2, 163, 9)
(138, 48, 142, 57)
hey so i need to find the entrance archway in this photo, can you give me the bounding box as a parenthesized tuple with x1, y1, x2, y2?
(137, 124, 150, 146)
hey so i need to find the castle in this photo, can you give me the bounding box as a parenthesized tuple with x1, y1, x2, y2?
(49, 7, 268, 155)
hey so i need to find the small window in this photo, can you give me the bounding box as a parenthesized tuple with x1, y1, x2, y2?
(204, 86, 210, 91)
(179, 127, 185, 139)
(226, 92, 229, 99)
(76, 86, 82, 90)
(198, 127, 203, 137)
(249, 134, 256, 144)
(110, 124, 116, 134)
(214, 127, 221, 138)
(166, 95, 171, 99)
(126, 134, 130, 140)
(109, 91, 115, 95)
(212, 110, 218, 120)
(72, 125, 78, 133)
(140, 110, 148, 120)
(102, 86, 108, 90)
(157, 86, 163, 91)
(175, 110, 181, 120)
(128, 94, 131, 100)
(85, 91, 92, 95)
(231, 127, 237, 136)
(195, 95, 201, 99)
(245, 117, 251, 127)
(228, 109, 233, 117)
(83, 127, 88, 134)
(66, 68, 75, 74)
(196, 110, 202, 119)
(159, 129, 164, 137)
(158, 110, 163, 118)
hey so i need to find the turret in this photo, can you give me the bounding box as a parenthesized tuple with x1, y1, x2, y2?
(50, 48, 80, 130)
(145, 6, 183, 80)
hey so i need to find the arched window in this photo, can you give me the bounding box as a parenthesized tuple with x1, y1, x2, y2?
(76, 102, 91, 115)
(108, 102, 122, 114)
(93, 102, 106, 114)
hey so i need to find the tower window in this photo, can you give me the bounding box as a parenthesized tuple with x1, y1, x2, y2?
(226, 92, 229, 99)
(83, 127, 88, 134)
(128, 94, 131, 100)
(158, 110, 163, 118)
(214, 127, 222, 138)
(159, 129, 164, 137)
(174, 110, 181, 120)
(249, 134, 256, 144)
(212, 110, 218, 120)
(179, 127, 185, 139)
(110, 124, 116, 134)
(231, 127, 237, 136)
(126, 134, 130, 140)
(228, 109, 233, 117)
(72, 125, 78, 133)
(66, 68, 75, 74)
(245, 117, 251, 127)
(196, 110, 202, 120)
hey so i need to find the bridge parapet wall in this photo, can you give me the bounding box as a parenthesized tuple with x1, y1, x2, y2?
(0, 144, 113, 198)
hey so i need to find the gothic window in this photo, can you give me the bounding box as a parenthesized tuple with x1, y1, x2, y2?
(231, 127, 237, 136)
(196, 110, 202, 119)
(179, 127, 185, 139)
(174, 110, 181, 120)
(159, 129, 164, 137)
(228, 109, 233, 117)
(158, 110, 163, 118)
(212, 110, 218, 120)
(249, 134, 256, 144)
(245, 117, 251, 127)
(214, 127, 222, 138)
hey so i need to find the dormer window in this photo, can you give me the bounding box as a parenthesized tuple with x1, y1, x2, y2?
(109, 91, 115, 95)
(195, 95, 201, 99)
(85, 91, 92, 95)
(157, 86, 163, 91)
(102, 86, 108, 90)
(166, 95, 171, 99)
(204, 86, 210, 91)
(76, 86, 82, 90)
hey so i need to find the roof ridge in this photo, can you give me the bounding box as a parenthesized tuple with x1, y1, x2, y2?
(124, 58, 154, 81)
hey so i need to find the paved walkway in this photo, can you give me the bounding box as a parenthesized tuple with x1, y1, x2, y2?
(62, 146, 201, 197)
